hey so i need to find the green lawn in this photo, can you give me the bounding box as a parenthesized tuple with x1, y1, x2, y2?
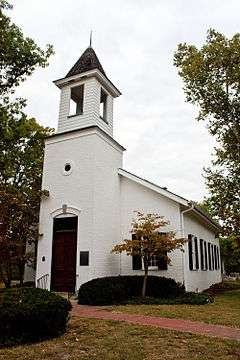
(106, 288, 240, 328)
(0, 317, 239, 360)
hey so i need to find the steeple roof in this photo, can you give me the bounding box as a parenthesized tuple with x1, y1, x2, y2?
(66, 46, 106, 78)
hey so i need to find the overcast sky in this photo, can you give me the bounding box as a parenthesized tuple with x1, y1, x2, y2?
(10, 0, 240, 201)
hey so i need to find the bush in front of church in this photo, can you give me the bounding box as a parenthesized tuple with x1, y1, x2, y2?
(78, 275, 186, 305)
(0, 287, 72, 347)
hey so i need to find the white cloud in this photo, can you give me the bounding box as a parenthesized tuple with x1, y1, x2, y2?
(10, 0, 239, 201)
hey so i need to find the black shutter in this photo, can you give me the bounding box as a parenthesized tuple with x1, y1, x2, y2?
(194, 237, 199, 270)
(200, 239, 204, 270)
(211, 244, 215, 270)
(156, 233, 168, 270)
(216, 247, 219, 270)
(204, 241, 208, 270)
(132, 256, 142, 270)
(132, 234, 142, 270)
(208, 243, 212, 270)
(157, 252, 168, 270)
(214, 245, 217, 270)
(188, 234, 193, 270)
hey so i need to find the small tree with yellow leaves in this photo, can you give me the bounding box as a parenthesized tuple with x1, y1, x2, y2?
(112, 212, 185, 297)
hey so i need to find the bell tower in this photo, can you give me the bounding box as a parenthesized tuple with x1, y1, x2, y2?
(36, 45, 125, 292)
(54, 46, 121, 137)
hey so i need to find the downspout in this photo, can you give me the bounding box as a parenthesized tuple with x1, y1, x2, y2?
(180, 202, 194, 289)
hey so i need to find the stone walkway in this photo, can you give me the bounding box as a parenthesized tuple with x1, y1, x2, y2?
(71, 303, 240, 342)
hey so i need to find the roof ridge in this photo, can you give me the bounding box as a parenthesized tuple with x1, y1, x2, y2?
(119, 168, 189, 203)
(118, 168, 220, 231)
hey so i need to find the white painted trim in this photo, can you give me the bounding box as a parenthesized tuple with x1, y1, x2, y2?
(118, 168, 189, 206)
(54, 69, 121, 97)
(46, 127, 124, 154)
(191, 208, 220, 232)
(50, 206, 82, 218)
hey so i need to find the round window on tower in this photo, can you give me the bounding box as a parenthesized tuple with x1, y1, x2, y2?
(62, 160, 74, 176)
(65, 163, 71, 172)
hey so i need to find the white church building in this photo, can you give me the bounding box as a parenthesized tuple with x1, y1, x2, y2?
(35, 46, 222, 293)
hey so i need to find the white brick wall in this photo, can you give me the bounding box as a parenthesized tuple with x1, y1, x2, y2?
(183, 213, 222, 292)
(36, 134, 222, 293)
(119, 176, 184, 284)
(36, 118, 221, 294)
(36, 127, 123, 290)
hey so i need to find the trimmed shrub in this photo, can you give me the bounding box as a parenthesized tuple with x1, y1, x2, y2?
(125, 292, 213, 305)
(174, 292, 213, 305)
(0, 287, 72, 347)
(206, 280, 240, 296)
(78, 276, 185, 305)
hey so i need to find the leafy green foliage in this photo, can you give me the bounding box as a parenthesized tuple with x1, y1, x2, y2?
(206, 280, 240, 296)
(174, 29, 240, 256)
(198, 201, 240, 274)
(78, 276, 185, 305)
(0, 101, 53, 287)
(0, 1, 53, 96)
(126, 292, 212, 305)
(219, 236, 240, 274)
(0, 287, 72, 347)
(0, 2, 54, 287)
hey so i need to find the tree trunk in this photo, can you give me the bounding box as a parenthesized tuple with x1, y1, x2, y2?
(18, 262, 24, 287)
(142, 260, 148, 297)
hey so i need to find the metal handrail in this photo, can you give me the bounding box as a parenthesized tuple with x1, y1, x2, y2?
(37, 273, 49, 290)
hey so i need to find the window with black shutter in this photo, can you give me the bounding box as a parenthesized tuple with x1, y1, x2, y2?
(204, 241, 208, 270)
(216, 246, 219, 270)
(208, 243, 212, 270)
(214, 245, 217, 270)
(132, 255, 142, 270)
(157, 252, 168, 270)
(200, 239, 204, 270)
(156, 232, 168, 270)
(194, 237, 199, 270)
(132, 234, 142, 270)
(211, 244, 215, 270)
(188, 234, 193, 270)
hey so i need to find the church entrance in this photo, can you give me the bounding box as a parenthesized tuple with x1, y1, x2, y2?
(51, 216, 78, 292)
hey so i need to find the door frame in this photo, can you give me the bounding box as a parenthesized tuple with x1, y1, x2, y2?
(51, 215, 78, 292)
(49, 206, 81, 292)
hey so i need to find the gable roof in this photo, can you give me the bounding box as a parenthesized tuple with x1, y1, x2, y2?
(66, 46, 106, 78)
(118, 168, 220, 232)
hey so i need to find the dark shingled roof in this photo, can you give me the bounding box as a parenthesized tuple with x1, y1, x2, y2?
(66, 47, 106, 78)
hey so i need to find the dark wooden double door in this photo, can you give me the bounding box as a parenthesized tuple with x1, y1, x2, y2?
(51, 217, 77, 292)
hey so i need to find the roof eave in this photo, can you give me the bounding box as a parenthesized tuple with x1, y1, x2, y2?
(46, 125, 126, 152)
(53, 69, 121, 97)
(118, 168, 189, 207)
(118, 168, 221, 233)
(192, 207, 221, 233)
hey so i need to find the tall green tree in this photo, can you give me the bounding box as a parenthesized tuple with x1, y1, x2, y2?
(174, 29, 240, 258)
(0, 0, 53, 97)
(0, 103, 52, 287)
(0, 1, 54, 287)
